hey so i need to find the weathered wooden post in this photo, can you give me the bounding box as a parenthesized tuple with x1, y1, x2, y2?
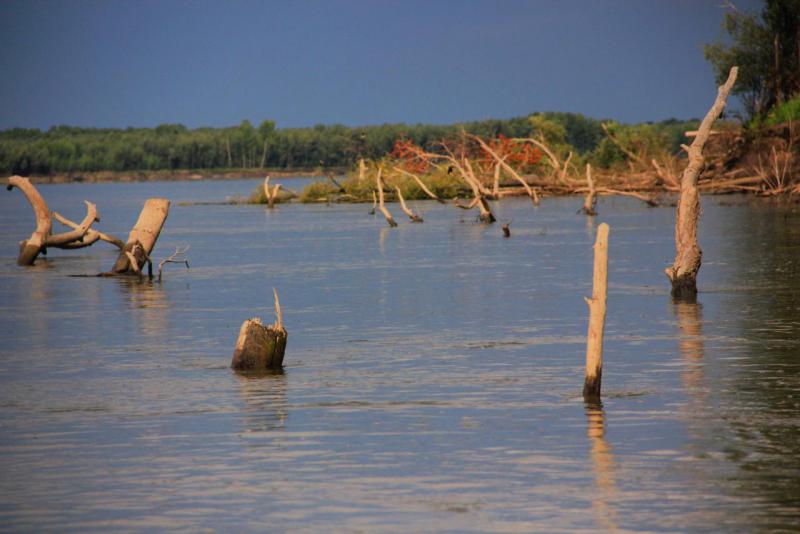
(112, 198, 170, 274)
(584, 223, 609, 401)
(232, 289, 288, 371)
(581, 163, 597, 216)
(666, 66, 737, 299)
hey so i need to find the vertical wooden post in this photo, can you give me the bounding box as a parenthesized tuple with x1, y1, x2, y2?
(666, 66, 737, 299)
(582, 163, 597, 216)
(584, 223, 609, 401)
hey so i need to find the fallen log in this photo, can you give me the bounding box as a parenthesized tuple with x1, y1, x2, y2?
(232, 289, 288, 372)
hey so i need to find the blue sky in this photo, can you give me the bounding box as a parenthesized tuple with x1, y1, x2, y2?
(0, 0, 761, 130)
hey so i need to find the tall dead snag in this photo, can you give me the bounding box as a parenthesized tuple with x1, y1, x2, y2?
(666, 66, 738, 300)
(395, 187, 423, 222)
(112, 198, 170, 275)
(376, 169, 398, 227)
(232, 288, 287, 372)
(582, 163, 597, 215)
(263, 176, 282, 208)
(584, 223, 609, 402)
(6, 176, 100, 265)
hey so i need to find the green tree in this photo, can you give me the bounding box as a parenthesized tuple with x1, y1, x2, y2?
(705, 0, 800, 119)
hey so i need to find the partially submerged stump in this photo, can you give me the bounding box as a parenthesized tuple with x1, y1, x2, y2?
(232, 289, 287, 371)
(666, 66, 737, 300)
(112, 198, 170, 275)
(6, 176, 101, 265)
(263, 176, 282, 208)
(581, 164, 597, 216)
(584, 223, 609, 401)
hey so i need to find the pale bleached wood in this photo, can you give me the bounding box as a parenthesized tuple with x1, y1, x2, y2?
(53, 210, 124, 249)
(666, 66, 737, 299)
(393, 166, 444, 203)
(112, 198, 170, 274)
(376, 169, 397, 228)
(395, 187, 423, 222)
(584, 223, 609, 400)
(582, 163, 597, 215)
(471, 134, 539, 205)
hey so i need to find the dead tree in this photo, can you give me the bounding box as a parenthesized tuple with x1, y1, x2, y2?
(395, 187, 423, 222)
(6, 176, 101, 265)
(393, 166, 446, 203)
(376, 169, 398, 227)
(112, 198, 170, 275)
(263, 176, 282, 208)
(232, 288, 287, 371)
(157, 245, 190, 282)
(584, 222, 609, 401)
(471, 134, 539, 205)
(581, 163, 597, 215)
(666, 66, 738, 299)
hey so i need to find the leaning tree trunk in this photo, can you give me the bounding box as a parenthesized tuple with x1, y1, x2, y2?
(112, 198, 170, 274)
(666, 66, 737, 300)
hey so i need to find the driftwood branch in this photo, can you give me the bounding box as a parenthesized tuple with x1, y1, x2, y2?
(395, 187, 423, 222)
(376, 168, 398, 227)
(393, 166, 445, 203)
(666, 66, 738, 299)
(45, 201, 98, 247)
(53, 210, 124, 248)
(157, 245, 190, 282)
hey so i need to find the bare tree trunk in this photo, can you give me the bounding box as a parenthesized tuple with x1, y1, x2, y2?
(666, 66, 737, 300)
(395, 187, 423, 222)
(581, 163, 597, 215)
(226, 137, 232, 168)
(376, 170, 398, 227)
(112, 198, 170, 274)
(259, 138, 268, 169)
(471, 135, 539, 205)
(232, 289, 287, 371)
(584, 222, 609, 401)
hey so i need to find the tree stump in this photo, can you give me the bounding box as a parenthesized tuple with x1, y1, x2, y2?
(584, 223, 609, 401)
(231, 317, 287, 371)
(232, 289, 287, 372)
(112, 198, 170, 274)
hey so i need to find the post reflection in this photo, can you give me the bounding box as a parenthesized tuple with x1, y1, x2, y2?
(674, 301, 705, 397)
(586, 402, 620, 532)
(235, 370, 288, 434)
(114, 277, 169, 340)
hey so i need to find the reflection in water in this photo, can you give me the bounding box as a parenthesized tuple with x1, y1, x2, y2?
(674, 302, 705, 397)
(114, 277, 169, 340)
(586, 402, 619, 532)
(236, 370, 288, 434)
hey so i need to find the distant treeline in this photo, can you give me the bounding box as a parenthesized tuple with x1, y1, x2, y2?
(0, 113, 699, 175)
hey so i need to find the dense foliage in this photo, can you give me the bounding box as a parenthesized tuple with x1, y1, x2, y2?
(0, 113, 699, 176)
(705, 0, 800, 119)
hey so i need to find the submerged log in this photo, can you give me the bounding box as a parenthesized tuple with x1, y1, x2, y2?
(666, 66, 737, 300)
(232, 289, 287, 371)
(112, 198, 170, 274)
(584, 223, 609, 401)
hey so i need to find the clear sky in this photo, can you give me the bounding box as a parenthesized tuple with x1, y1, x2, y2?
(0, 0, 761, 130)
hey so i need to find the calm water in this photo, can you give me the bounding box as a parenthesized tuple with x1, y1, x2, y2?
(0, 178, 799, 532)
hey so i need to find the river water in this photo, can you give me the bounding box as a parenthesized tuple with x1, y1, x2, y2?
(0, 178, 798, 532)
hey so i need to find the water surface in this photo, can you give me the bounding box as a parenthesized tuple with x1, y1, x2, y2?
(1, 179, 798, 532)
